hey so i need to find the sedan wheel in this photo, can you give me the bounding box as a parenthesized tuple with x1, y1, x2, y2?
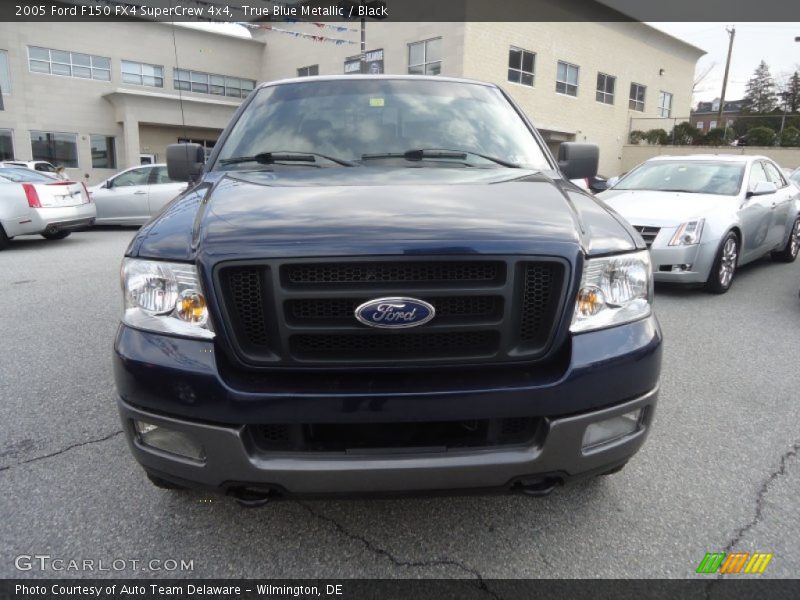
(771, 217, 800, 263)
(706, 233, 738, 294)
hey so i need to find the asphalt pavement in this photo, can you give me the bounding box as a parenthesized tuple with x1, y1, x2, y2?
(1, 229, 798, 579)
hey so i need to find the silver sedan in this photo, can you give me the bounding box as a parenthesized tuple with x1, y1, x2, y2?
(598, 155, 800, 293)
(0, 167, 95, 249)
(89, 164, 187, 226)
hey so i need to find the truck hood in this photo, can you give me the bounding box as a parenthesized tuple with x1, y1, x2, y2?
(599, 189, 735, 227)
(130, 167, 637, 261)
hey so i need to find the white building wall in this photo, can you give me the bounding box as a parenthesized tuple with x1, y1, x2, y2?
(461, 22, 703, 175)
(0, 21, 264, 182)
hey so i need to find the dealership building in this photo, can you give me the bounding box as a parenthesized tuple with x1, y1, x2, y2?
(0, 16, 703, 183)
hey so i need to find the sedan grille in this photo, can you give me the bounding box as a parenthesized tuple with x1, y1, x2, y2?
(633, 225, 660, 248)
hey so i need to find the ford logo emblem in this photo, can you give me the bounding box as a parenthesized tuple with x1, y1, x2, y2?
(354, 297, 436, 329)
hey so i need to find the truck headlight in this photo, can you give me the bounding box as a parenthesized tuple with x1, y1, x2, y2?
(121, 258, 214, 339)
(669, 219, 704, 246)
(570, 250, 653, 333)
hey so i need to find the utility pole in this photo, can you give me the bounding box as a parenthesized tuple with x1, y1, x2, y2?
(717, 25, 735, 133)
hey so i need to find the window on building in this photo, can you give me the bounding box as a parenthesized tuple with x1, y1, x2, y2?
(556, 61, 579, 96)
(0, 129, 13, 160)
(28, 47, 110, 81)
(0, 50, 11, 94)
(629, 83, 646, 111)
(90, 135, 116, 169)
(30, 131, 79, 168)
(696, 121, 704, 130)
(596, 72, 615, 104)
(297, 65, 319, 77)
(658, 91, 673, 118)
(726, 119, 734, 127)
(507, 47, 535, 87)
(121, 60, 163, 88)
(173, 69, 255, 98)
(709, 120, 717, 129)
(408, 38, 442, 76)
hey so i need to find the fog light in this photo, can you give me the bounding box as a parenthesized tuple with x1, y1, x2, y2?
(134, 420, 206, 461)
(582, 409, 642, 450)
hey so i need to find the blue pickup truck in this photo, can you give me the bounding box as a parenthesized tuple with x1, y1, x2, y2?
(114, 75, 662, 502)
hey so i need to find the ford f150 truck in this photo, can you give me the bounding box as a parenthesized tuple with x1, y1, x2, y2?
(114, 75, 662, 502)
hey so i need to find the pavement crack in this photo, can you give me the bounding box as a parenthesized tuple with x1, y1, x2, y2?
(704, 440, 800, 598)
(723, 440, 799, 553)
(0, 430, 123, 473)
(296, 501, 502, 599)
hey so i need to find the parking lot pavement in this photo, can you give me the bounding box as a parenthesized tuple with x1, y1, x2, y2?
(1, 228, 798, 580)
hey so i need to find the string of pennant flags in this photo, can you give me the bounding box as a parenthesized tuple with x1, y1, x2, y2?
(284, 18, 359, 33)
(241, 22, 358, 45)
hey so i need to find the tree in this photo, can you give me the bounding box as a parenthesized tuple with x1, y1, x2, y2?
(670, 122, 701, 145)
(779, 71, 800, 113)
(742, 61, 778, 113)
(643, 129, 669, 145)
(779, 126, 800, 147)
(745, 126, 776, 146)
(703, 127, 734, 146)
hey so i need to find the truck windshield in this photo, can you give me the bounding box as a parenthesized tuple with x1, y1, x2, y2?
(213, 78, 551, 171)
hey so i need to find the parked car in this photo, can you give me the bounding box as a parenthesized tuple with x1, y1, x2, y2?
(0, 160, 66, 179)
(598, 155, 800, 293)
(789, 167, 800, 187)
(570, 175, 608, 193)
(90, 164, 187, 225)
(114, 75, 662, 501)
(0, 167, 95, 249)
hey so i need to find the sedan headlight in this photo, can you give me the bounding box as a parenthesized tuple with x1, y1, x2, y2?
(669, 219, 705, 246)
(570, 250, 653, 333)
(121, 258, 214, 339)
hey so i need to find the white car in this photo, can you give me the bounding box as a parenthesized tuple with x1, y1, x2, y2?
(90, 164, 188, 226)
(0, 167, 95, 249)
(599, 155, 800, 293)
(0, 160, 66, 179)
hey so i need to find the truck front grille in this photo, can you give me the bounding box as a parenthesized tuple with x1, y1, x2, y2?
(214, 256, 569, 368)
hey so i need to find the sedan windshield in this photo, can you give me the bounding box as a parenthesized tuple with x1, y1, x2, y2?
(214, 78, 551, 171)
(613, 161, 745, 196)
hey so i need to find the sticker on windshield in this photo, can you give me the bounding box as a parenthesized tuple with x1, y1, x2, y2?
(369, 98, 385, 107)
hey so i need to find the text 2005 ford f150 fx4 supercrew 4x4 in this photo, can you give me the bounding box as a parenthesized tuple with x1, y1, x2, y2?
(114, 76, 662, 501)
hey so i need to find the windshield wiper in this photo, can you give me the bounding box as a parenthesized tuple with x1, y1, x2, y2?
(219, 151, 357, 167)
(361, 148, 521, 169)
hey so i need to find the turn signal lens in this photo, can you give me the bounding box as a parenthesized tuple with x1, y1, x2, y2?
(176, 290, 208, 325)
(576, 287, 605, 317)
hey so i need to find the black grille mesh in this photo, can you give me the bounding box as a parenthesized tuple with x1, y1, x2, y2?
(284, 261, 502, 285)
(287, 296, 501, 323)
(291, 331, 498, 360)
(223, 268, 269, 346)
(519, 263, 562, 345)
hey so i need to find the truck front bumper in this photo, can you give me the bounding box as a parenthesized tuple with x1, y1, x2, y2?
(118, 388, 655, 495)
(114, 315, 662, 495)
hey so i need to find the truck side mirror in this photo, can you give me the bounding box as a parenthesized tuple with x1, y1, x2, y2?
(558, 143, 599, 180)
(167, 143, 205, 183)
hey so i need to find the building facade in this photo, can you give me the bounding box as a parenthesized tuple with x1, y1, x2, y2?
(0, 18, 703, 182)
(690, 98, 744, 133)
(257, 21, 704, 175)
(0, 21, 265, 184)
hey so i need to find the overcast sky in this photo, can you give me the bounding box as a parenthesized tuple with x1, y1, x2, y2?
(650, 22, 800, 105)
